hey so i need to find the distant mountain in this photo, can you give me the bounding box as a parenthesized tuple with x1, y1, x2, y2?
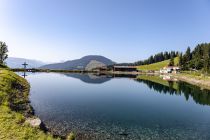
(6, 57, 46, 68)
(40, 55, 115, 70)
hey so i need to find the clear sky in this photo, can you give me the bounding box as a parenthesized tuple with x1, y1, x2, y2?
(0, 0, 210, 63)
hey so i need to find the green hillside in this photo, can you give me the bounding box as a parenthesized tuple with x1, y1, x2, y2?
(137, 57, 179, 71)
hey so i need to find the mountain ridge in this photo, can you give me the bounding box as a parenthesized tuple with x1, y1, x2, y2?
(6, 57, 46, 68)
(40, 55, 115, 70)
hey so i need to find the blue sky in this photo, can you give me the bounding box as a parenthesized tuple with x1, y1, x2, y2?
(0, 0, 210, 63)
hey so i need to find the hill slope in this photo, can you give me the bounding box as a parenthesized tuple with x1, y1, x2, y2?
(40, 55, 115, 70)
(137, 57, 179, 71)
(6, 57, 46, 68)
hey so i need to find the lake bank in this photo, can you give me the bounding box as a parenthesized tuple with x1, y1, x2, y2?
(103, 70, 210, 90)
(172, 73, 210, 90)
(102, 71, 210, 90)
(0, 69, 60, 140)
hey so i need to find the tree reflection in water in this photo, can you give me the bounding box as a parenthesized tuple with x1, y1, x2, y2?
(136, 77, 210, 106)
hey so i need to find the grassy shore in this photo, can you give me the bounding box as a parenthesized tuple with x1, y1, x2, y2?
(0, 68, 60, 140)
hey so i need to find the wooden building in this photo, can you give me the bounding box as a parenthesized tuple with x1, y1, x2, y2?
(113, 66, 137, 72)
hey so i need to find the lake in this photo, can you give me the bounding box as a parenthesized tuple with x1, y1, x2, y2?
(21, 72, 210, 140)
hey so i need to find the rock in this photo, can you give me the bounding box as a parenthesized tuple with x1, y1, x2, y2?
(119, 131, 128, 137)
(25, 117, 42, 127)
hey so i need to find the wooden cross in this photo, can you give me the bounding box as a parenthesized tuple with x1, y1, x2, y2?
(22, 62, 28, 70)
(22, 62, 28, 78)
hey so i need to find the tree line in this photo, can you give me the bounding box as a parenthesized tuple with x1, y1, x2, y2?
(116, 51, 179, 66)
(179, 43, 210, 73)
(116, 42, 210, 74)
(134, 51, 179, 65)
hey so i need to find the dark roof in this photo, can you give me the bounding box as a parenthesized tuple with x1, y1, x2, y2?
(113, 66, 137, 68)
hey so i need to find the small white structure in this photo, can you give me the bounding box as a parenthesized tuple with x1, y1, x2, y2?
(160, 66, 180, 74)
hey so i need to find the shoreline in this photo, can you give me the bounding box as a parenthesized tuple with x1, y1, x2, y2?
(0, 68, 62, 140)
(102, 71, 210, 90)
(172, 73, 210, 90)
(14, 69, 210, 90)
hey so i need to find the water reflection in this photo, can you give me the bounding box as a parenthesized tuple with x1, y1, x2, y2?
(21, 72, 210, 106)
(62, 73, 137, 84)
(63, 73, 111, 84)
(136, 75, 210, 106)
(22, 71, 27, 78)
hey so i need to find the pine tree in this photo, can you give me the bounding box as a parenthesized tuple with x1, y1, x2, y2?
(178, 53, 183, 67)
(0, 41, 8, 64)
(168, 57, 174, 66)
(203, 45, 210, 74)
(185, 47, 191, 62)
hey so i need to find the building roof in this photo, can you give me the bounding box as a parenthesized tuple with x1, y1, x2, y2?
(113, 66, 137, 68)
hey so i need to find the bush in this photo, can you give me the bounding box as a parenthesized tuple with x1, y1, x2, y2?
(67, 132, 76, 140)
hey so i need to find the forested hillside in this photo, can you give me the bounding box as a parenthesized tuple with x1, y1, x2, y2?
(179, 43, 210, 73)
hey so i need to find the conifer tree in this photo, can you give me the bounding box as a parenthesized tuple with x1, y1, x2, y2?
(0, 41, 8, 64)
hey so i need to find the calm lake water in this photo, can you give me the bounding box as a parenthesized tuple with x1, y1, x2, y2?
(21, 72, 210, 140)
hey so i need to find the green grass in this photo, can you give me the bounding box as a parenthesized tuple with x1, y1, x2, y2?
(0, 64, 8, 69)
(179, 71, 210, 81)
(137, 57, 179, 71)
(0, 68, 59, 140)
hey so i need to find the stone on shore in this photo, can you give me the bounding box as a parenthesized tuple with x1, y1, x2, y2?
(25, 117, 41, 127)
